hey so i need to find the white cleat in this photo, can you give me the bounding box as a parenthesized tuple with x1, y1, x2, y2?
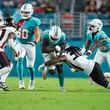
(28, 80, 35, 90)
(60, 87, 66, 92)
(19, 80, 25, 89)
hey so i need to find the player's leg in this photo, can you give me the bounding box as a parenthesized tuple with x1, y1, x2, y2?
(105, 51, 110, 78)
(26, 44, 36, 90)
(0, 63, 13, 82)
(15, 44, 26, 89)
(106, 51, 110, 67)
(94, 49, 104, 64)
(89, 50, 104, 84)
(0, 52, 13, 91)
(89, 62, 110, 88)
(76, 56, 110, 88)
(42, 53, 55, 79)
(56, 63, 65, 92)
(17, 58, 25, 89)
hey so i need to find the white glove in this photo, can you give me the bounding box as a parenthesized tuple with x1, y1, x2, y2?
(55, 45, 61, 52)
(86, 50, 92, 56)
(81, 46, 86, 54)
(55, 45, 61, 56)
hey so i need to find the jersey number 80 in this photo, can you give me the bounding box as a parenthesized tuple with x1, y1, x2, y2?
(16, 28, 28, 39)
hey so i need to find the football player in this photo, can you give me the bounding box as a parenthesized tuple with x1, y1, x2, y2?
(39, 25, 67, 91)
(14, 3, 41, 90)
(0, 13, 19, 91)
(45, 45, 110, 89)
(82, 19, 110, 82)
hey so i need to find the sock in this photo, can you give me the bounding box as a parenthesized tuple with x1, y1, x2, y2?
(28, 67, 35, 81)
(17, 58, 24, 80)
(58, 72, 64, 87)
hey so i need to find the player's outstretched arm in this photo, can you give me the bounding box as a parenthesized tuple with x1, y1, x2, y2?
(45, 55, 67, 66)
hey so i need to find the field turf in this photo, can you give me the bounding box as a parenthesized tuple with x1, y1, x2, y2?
(0, 77, 110, 110)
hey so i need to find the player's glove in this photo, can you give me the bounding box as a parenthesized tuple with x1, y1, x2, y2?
(33, 41, 37, 45)
(55, 45, 61, 52)
(85, 50, 92, 56)
(55, 45, 61, 56)
(81, 46, 86, 54)
(14, 51, 20, 57)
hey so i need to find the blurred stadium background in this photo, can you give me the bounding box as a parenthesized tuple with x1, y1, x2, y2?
(1, 0, 110, 77)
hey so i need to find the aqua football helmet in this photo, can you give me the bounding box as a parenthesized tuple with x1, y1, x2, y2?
(49, 26, 62, 44)
(88, 19, 103, 33)
(20, 3, 33, 19)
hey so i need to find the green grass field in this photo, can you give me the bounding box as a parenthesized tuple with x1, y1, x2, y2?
(0, 77, 110, 110)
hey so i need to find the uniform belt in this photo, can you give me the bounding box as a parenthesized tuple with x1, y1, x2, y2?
(26, 42, 35, 46)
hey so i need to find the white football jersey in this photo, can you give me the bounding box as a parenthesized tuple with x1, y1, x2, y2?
(0, 26, 16, 50)
(63, 46, 95, 75)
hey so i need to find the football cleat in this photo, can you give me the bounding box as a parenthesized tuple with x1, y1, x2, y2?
(19, 80, 25, 89)
(28, 80, 35, 90)
(0, 82, 10, 91)
(60, 87, 66, 92)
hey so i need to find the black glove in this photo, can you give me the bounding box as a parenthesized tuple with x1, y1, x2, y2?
(5, 16, 16, 27)
(33, 41, 37, 45)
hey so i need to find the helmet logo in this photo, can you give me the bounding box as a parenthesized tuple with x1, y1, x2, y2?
(49, 26, 62, 44)
(23, 4, 27, 9)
